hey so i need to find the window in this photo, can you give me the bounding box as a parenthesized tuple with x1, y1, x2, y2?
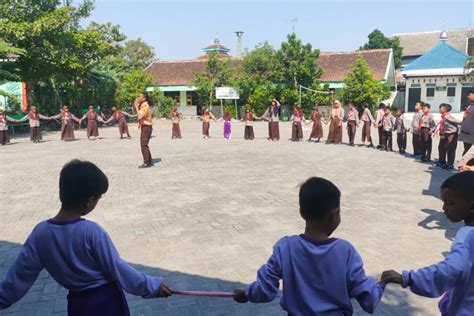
(426, 88, 435, 97)
(468, 37, 474, 56)
(447, 87, 456, 97)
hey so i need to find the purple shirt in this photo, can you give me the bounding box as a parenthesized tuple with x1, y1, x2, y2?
(0, 219, 162, 310)
(402, 228, 474, 315)
(245, 235, 384, 315)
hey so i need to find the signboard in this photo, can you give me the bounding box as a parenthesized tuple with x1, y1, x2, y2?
(216, 87, 239, 100)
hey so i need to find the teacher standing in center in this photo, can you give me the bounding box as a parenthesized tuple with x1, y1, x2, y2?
(135, 93, 154, 169)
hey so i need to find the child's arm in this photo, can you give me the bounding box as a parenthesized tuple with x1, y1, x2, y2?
(382, 241, 470, 298)
(347, 247, 385, 313)
(93, 227, 170, 298)
(0, 233, 43, 309)
(234, 246, 282, 303)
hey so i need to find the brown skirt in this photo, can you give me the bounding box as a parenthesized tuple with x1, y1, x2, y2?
(172, 123, 181, 139)
(202, 122, 210, 136)
(291, 122, 303, 141)
(268, 122, 280, 141)
(61, 122, 75, 141)
(244, 126, 255, 140)
(30, 126, 42, 142)
(0, 130, 10, 145)
(327, 118, 342, 143)
(361, 121, 371, 142)
(309, 121, 323, 139)
(87, 120, 99, 138)
(119, 119, 129, 135)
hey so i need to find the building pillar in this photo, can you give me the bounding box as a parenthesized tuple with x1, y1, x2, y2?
(179, 91, 187, 107)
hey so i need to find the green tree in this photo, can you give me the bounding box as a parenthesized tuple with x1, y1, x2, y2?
(192, 51, 232, 108)
(234, 42, 277, 115)
(274, 33, 323, 111)
(342, 54, 390, 112)
(0, 0, 115, 107)
(115, 68, 154, 109)
(360, 29, 403, 68)
(121, 38, 156, 68)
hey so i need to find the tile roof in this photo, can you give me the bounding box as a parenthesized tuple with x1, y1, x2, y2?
(145, 58, 242, 86)
(317, 49, 392, 82)
(402, 41, 468, 71)
(394, 28, 473, 57)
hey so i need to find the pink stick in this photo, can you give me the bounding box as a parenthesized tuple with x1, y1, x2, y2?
(171, 290, 234, 298)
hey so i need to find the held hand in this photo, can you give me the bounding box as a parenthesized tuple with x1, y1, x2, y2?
(381, 270, 403, 284)
(233, 289, 248, 303)
(156, 283, 172, 298)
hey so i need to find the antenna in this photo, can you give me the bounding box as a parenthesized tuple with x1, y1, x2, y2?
(291, 18, 298, 33)
(234, 31, 244, 57)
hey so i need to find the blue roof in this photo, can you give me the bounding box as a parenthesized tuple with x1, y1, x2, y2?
(403, 41, 468, 71)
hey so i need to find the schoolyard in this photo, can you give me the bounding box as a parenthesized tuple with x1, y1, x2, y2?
(0, 120, 465, 315)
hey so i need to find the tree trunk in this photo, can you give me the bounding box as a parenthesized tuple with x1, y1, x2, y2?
(25, 80, 37, 110)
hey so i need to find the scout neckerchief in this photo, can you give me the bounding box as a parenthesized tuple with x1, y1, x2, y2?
(419, 112, 430, 129)
(311, 111, 319, 122)
(62, 111, 71, 124)
(383, 114, 391, 127)
(439, 112, 447, 135)
(347, 108, 356, 121)
(464, 104, 472, 119)
(28, 111, 39, 120)
(87, 111, 96, 120)
(114, 111, 122, 120)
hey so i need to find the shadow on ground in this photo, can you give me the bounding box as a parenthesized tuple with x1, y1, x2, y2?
(0, 240, 429, 316)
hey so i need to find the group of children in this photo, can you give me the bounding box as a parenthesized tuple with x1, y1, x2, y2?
(0, 160, 472, 315)
(0, 105, 136, 145)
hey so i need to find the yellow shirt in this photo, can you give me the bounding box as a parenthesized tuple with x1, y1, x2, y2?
(139, 102, 153, 126)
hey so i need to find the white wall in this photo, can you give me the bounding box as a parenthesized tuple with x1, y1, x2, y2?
(404, 75, 464, 113)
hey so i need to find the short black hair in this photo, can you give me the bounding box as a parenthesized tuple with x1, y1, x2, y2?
(441, 171, 474, 202)
(363, 102, 369, 108)
(423, 103, 431, 109)
(299, 177, 341, 220)
(469, 89, 474, 94)
(378, 103, 386, 109)
(416, 101, 425, 106)
(440, 103, 452, 112)
(60, 160, 109, 208)
(398, 108, 405, 114)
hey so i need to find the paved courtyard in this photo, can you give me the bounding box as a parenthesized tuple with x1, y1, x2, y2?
(0, 119, 466, 316)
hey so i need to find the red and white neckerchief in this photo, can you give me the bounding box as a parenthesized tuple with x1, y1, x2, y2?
(63, 111, 71, 124)
(464, 105, 472, 119)
(312, 111, 318, 121)
(383, 114, 390, 127)
(114, 111, 122, 120)
(439, 112, 448, 134)
(28, 111, 39, 120)
(347, 108, 356, 121)
(419, 112, 430, 129)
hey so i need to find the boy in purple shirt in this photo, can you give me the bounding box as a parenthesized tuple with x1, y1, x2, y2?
(234, 177, 385, 315)
(382, 171, 474, 315)
(0, 160, 171, 315)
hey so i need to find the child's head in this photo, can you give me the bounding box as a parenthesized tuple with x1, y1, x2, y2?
(62, 105, 69, 112)
(299, 177, 341, 235)
(59, 160, 109, 215)
(396, 108, 404, 116)
(378, 103, 386, 110)
(422, 103, 431, 113)
(441, 172, 474, 224)
(30, 105, 37, 113)
(111, 106, 117, 112)
(88, 105, 94, 111)
(348, 102, 354, 109)
(383, 106, 391, 115)
(468, 89, 474, 103)
(439, 103, 452, 114)
(363, 102, 369, 109)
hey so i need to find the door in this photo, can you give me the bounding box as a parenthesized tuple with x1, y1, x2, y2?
(461, 87, 471, 111)
(407, 88, 421, 112)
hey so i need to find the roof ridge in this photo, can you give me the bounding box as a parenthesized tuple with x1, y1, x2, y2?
(393, 27, 473, 36)
(320, 49, 391, 55)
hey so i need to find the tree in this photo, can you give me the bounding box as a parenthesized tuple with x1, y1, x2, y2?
(121, 38, 156, 68)
(274, 33, 323, 112)
(342, 55, 390, 112)
(360, 29, 403, 68)
(234, 42, 277, 115)
(0, 0, 115, 107)
(115, 68, 154, 109)
(193, 51, 232, 108)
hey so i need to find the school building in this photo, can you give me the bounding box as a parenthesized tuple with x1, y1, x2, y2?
(144, 39, 396, 116)
(400, 31, 473, 114)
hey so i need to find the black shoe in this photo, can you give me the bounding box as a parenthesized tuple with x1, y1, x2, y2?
(435, 161, 446, 167)
(138, 164, 152, 169)
(442, 165, 454, 171)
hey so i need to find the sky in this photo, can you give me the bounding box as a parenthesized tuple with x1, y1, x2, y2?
(84, 0, 474, 60)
